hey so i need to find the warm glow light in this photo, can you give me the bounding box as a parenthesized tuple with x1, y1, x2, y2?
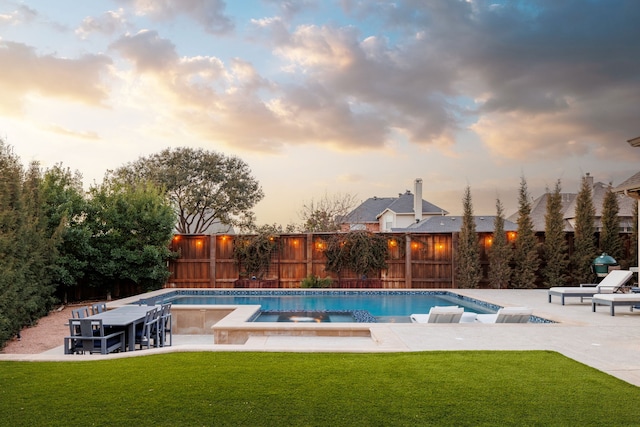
(292, 239, 298, 246)
(196, 239, 203, 247)
(315, 241, 325, 250)
(388, 239, 397, 247)
(411, 242, 419, 249)
(437, 243, 444, 251)
(220, 235, 227, 241)
(486, 237, 493, 246)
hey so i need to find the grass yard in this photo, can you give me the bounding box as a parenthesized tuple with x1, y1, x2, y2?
(1, 350, 639, 426)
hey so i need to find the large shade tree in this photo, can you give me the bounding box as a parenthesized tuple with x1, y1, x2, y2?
(40, 165, 92, 302)
(108, 147, 264, 233)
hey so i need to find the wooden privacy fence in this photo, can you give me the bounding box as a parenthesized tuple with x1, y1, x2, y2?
(167, 232, 500, 289)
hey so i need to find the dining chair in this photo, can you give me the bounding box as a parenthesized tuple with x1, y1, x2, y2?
(135, 308, 159, 350)
(64, 318, 84, 354)
(64, 319, 125, 355)
(158, 303, 172, 347)
(91, 302, 107, 315)
(71, 306, 90, 318)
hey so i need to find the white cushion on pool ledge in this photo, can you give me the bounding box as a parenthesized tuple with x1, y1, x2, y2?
(410, 306, 464, 323)
(476, 307, 532, 323)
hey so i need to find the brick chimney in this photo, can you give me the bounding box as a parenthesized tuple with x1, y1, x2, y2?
(414, 178, 423, 223)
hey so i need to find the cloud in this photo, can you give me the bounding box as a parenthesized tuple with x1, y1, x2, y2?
(75, 9, 128, 39)
(115, 0, 233, 35)
(110, 30, 178, 73)
(340, 0, 640, 159)
(0, 41, 112, 115)
(43, 124, 101, 140)
(0, 4, 37, 26)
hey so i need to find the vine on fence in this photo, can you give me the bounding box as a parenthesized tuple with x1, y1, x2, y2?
(233, 233, 278, 279)
(324, 231, 388, 277)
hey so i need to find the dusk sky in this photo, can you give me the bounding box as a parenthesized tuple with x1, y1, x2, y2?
(2, 0, 639, 226)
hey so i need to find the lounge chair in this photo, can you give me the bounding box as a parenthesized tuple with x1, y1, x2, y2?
(475, 307, 533, 323)
(591, 293, 640, 316)
(410, 306, 464, 323)
(547, 270, 633, 305)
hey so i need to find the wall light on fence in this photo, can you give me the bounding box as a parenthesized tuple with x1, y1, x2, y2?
(436, 243, 444, 251)
(315, 241, 326, 251)
(196, 239, 203, 247)
(411, 242, 419, 250)
(388, 239, 397, 248)
(486, 237, 493, 246)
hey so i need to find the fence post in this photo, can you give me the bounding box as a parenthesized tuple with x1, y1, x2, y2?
(405, 234, 412, 288)
(209, 234, 216, 287)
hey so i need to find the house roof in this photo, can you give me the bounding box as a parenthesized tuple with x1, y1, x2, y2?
(522, 192, 576, 232)
(377, 190, 447, 219)
(508, 179, 636, 232)
(342, 190, 448, 224)
(341, 196, 397, 223)
(399, 216, 518, 233)
(614, 171, 640, 194)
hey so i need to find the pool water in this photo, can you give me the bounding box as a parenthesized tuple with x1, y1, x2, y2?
(162, 291, 497, 323)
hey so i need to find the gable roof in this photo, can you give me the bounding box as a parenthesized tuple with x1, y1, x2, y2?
(377, 190, 447, 218)
(341, 196, 397, 223)
(614, 171, 640, 194)
(400, 216, 518, 233)
(342, 190, 448, 224)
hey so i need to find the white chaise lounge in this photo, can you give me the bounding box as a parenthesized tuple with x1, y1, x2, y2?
(410, 306, 465, 323)
(475, 307, 533, 323)
(591, 293, 640, 316)
(547, 270, 633, 305)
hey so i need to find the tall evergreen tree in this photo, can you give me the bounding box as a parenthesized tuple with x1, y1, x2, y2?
(542, 180, 569, 287)
(599, 185, 622, 261)
(488, 198, 512, 289)
(455, 186, 482, 288)
(571, 174, 597, 285)
(512, 176, 539, 288)
(630, 201, 638, 268)
(0, 141, 24, 345)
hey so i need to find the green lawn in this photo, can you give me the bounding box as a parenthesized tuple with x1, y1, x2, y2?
(1, 351, 639, 426)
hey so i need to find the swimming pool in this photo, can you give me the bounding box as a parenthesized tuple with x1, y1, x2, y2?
(149, 290, 500, 323)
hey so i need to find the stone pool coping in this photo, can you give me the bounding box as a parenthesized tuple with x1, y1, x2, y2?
(109, 288, 551, 344)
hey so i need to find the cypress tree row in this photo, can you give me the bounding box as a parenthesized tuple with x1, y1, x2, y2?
(488, 198, 512, 289)
(542, 180, 569, 287)
(571, 174, 597, 285)
(512, 176, 539, 288)
(455, 186, 482, 288)
(0, 143, 56, 344)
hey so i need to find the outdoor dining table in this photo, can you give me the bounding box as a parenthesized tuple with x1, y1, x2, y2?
(86, 305, 152, 352)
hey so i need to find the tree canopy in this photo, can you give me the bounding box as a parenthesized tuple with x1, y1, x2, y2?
(108, 147, 264, 233)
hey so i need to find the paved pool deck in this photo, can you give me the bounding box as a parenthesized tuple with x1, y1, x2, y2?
(2, 289, 639, 387)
